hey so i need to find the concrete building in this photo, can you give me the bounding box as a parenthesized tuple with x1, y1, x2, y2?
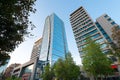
(12, 59, 44, 80)
(12, 13, 68, 80)
(70, 6, 119, 80)
(12, 38, 43, 80)
(96, 14, 118, 42)
(70, 6, 109, 57)
(30, 38, 42, 60)
(70, 6, 118, 57)
(4, 63, 21, 78)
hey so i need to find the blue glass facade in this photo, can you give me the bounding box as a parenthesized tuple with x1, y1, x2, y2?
(95, 22, 113, 53)
(39, 13, 68, 65)
(95, 22, 112, 42)
(0, 59, 9, 74)
(51, 14, 67, 63)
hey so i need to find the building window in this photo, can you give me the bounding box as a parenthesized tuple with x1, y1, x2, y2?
(22, 64, 34, 80)
(96, 38, 104, 43)
(101, 44, 107, 49)
(79, 45, 86, 49)
(79, 51, 83, 55)
(87, 26, 95, 31)
(89, 29, 98, 35)
(92, 33, 101, 39)
(107, 18, 111, 21)
(104, 15, 108, 18)
(111, 22, 116, 25)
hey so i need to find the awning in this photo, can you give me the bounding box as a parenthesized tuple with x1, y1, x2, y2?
(111, 64, 118, 69)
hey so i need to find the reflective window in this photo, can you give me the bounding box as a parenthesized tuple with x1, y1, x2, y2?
(52, 49, 64, 57)
(101, 44, 107, 49)
(92, 33, 101, 39)
(103, 49, 109, 54)
(107, 18, 112, 21)
(39, 14, 68, 64)
(79, 45, 86, 49)
(0, 59, 9, 73)
(35, 67, 42, 79)
(23, 64, 33, 73)
(39, 17, 51, 61)
(22, 64, 34, 80)
(104, 15, 108, 18)
(78, 29, 98, 39)
(79, 51, 83, 55)
(51, 14, 68, 64)
(111, 21, 116, 25)
(96, 38, 104, 43)
(88, 29, 98, 35)
(87, 26, 95, 31)
(96, 22, 112, 42)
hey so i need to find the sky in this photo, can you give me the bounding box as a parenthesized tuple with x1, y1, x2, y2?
(8, 0, 120, 66)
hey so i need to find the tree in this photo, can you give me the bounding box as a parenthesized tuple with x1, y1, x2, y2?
(110, 26, 120, 62)
(82, 38, 113, 79)
(54, 58, 66, 80)
(54, 53, 80, 80)
(111, 25, 120, 48)
(42, 64, 55, 80)
(0, 0, 36, 66)
(6, 76, 21, 80)
(107, 42, 120, 62)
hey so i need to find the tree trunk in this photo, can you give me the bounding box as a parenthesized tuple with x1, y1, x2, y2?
(104, 76, 107, 80)
(100, 76, 102, 80)
(90, 76, 94, 80)
(94, 77, 97, 80)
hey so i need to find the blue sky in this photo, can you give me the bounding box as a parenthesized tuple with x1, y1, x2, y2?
(8, 0, 120, 66)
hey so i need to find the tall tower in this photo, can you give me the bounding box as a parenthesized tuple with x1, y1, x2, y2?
(70, 6, 113, 57)
(39, 13, 68, 65)
(12, 13, 68, 80)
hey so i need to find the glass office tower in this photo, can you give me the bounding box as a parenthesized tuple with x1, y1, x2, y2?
(12, 13, 68, 80)
(39, 13, 68, 65)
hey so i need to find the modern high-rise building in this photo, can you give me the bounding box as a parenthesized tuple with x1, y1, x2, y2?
(12, 13, 68, 80)
(12, 38, 43, 80)
(70, 6, 106, 56)
(70, 6, 118, 57)
(96, 14, 118, 42)
(4, 63, 21, 78)
(39, 13, 68, 65)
